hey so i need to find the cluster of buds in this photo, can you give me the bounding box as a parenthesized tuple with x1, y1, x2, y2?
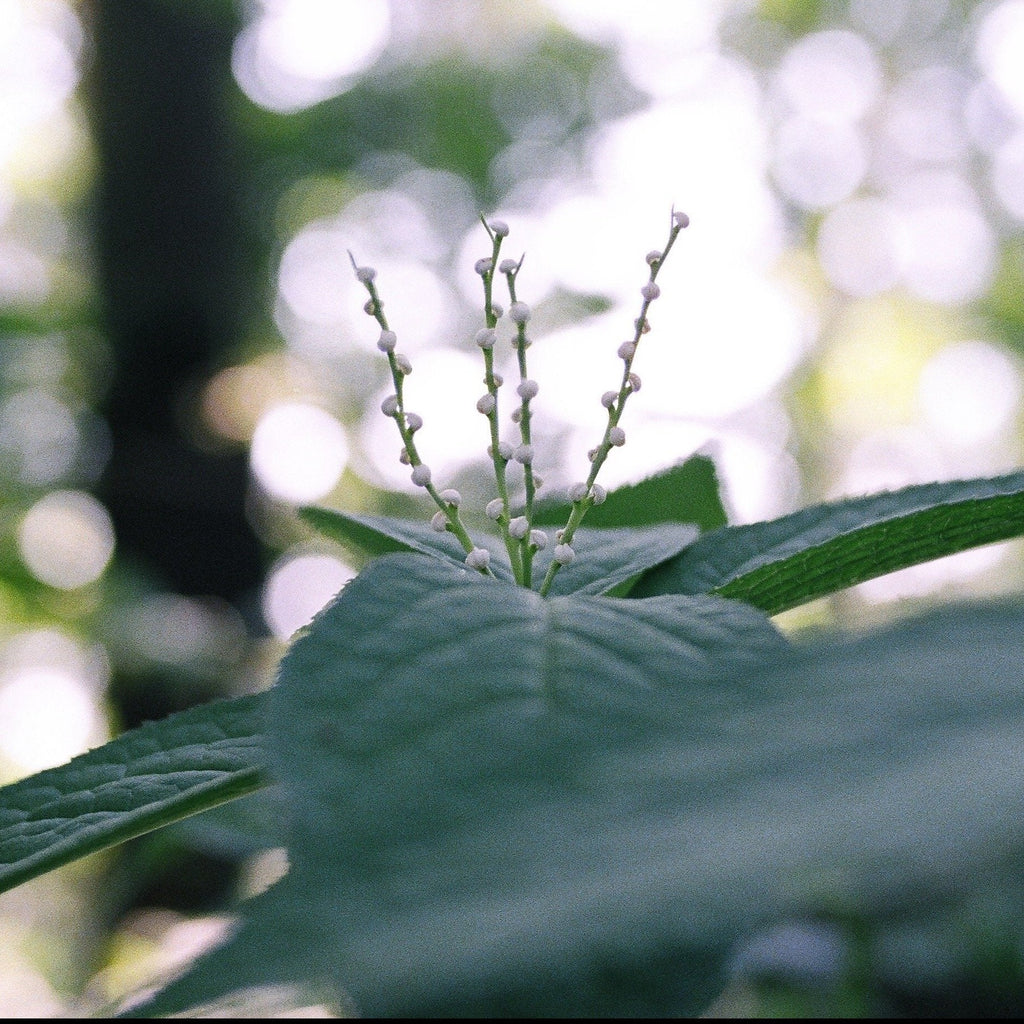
(350, 208, 689, 593)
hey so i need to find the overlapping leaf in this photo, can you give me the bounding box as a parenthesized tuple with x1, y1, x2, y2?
(633, 471, 1024, 613)
(302, 506, 698, 596)
(0, 694, 268, 895)
(532, 454, 728, 532)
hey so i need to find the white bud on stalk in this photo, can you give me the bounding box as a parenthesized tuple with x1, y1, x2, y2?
(553, 544, 575, 565)
(508, 516, 530, 539)
(465, 547, 490, 569)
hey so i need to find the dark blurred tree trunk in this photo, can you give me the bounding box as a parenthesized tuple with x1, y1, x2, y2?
(86, 0, 264, 719)
(88, 0, 262, 604)
(81, 0, 263, 921)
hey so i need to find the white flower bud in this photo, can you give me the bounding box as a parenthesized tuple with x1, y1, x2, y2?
(465, 547, 490, 569)
(431, 510, 449, 532)
(411, 464, 432, 486)
(355, 265, 376, 283)
(553, 543, 575, 565)
(363, 299, 377, 315)
(587, 447, 599, 461)
(509, 301, 531, 324)
(635, 317, 650, 334)
(673, 210, 690, 229)
(645, 250, 662, 266)
(395, 353, 413, 375)
(498, 440, 513, 460)
(439, 488, 462, 506)
(498, 257, 518, 273)
(489, 219, 510, 237)
(508, 516, 530, 539)
(476, 393, 496, 415)
(399, 448, 411, 465)
(530, 529, 548, 550)
(485, 498, 504, 520)
(618, 341, 636, 360)
(641, 282, 661, 301)
(600, 390, 617, 409)
(381, 394, 400, 416)
(568, 482, 589, 502)
(492, 373, 504, 387)
(377, 329, 397, 352)
(609, 426, 626, 446)
(517, 379, 539, 400)
(510, 407, 522, 423)
(513, 444, 534, 464)
(405, 412, 423, 432)
(475, 327, 497, 349)
(533, 475, 543, 488)
(627, 372, 641, 392)
(591, 484, 607, 505)
(490, 302, 504, 319)
(517, 335, 533, 349)
(475, 257, 494, 275)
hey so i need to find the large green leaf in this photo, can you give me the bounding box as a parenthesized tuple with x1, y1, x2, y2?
(303, 506, 698, 596)
(0, 694, 268, 895)
(533, 454, 728, 532)
(134, 552, 785, 1017)
(136, 584, 1024, 1017)
(633, 471, 1024, 613)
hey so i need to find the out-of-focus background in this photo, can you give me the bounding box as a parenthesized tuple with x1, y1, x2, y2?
(2, 0, 1024, 1015)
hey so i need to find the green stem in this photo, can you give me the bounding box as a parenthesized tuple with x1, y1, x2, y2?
(539, 212, 688, 596)
(354, 257, 492, 575)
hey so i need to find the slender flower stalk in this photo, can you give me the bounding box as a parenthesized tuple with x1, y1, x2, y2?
(538, 208, 690, 596)
(475, 216, 524, 580)
(501, 253, 543, 587)
(348, 251, 492, 576)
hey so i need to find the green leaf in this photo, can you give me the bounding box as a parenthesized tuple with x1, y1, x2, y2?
(302, 507, 697, 595)
(300, 507, 516, 583)
(633, 471, 1024, 613)
(168, 786, 287, 859)
(138, 588, 1024, 1017)
(537, 523, 699, 595)
(134, 552, 786, 1017)
(533, 454, 728, 532)
(0, 694, 269, 895)
(300, 506, 459, 561)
